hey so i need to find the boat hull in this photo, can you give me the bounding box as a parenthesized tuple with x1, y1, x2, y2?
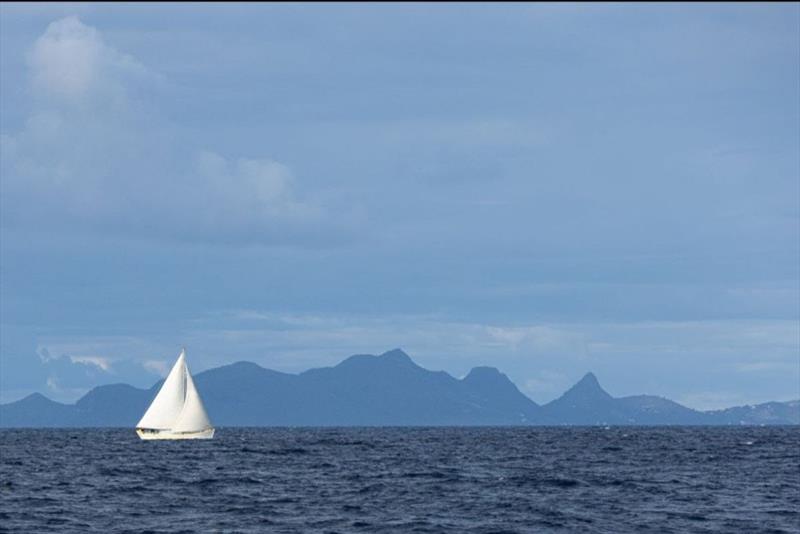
(136, 428, 215, 440)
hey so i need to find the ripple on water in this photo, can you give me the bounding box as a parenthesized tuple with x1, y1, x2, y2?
(0, 427, 798, 533)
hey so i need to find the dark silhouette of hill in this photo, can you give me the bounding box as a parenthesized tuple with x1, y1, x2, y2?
(1, 349, 797, 427)
(197, 349, 540, 426)
(540, 372, 713, 425)
(706, 400, 800, 425)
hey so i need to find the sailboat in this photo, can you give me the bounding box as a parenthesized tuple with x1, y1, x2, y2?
(136, 348, 215, 440)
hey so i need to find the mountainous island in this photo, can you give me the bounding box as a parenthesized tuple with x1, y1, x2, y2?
(1, 349, 797, 427)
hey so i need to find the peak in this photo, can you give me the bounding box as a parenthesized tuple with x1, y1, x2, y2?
(561, 371, 612, 400)
(464, 366, 503, 380)
(578, 372, 599, 386)
(214, 360, 266, 372)
(463, 367, 517, 390)
(204, 361, 266, 378)
(332, 349, 419, 372)
(228, 361, 263, 370)
(463, 367, 516, 391)
(379, 348, 413, 363)
(17, 392, 58, 405)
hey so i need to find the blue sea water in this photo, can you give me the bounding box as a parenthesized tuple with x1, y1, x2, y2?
(0, 427, 798, 533)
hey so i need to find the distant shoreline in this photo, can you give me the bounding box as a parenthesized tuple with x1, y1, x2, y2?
(2, 350, 798, 428)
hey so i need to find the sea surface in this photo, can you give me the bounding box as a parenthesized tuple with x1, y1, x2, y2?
(0, 427, 798, 533)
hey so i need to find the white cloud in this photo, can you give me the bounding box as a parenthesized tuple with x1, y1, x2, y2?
(30, 16, 106, 98)
(69, 355, 111, 372)
(29, 16, 151, 105)
(1, 17, 336, 246)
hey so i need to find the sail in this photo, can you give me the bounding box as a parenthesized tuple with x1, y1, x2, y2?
(136, 350, 187, 429)
(172, 364, 212, 432)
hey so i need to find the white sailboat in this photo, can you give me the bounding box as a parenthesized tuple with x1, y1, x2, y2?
(136, 348, 215, 440)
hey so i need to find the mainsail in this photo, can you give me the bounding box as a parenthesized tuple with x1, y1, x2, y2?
(172, 365, 212, 432)
(136, 349, 212, 434)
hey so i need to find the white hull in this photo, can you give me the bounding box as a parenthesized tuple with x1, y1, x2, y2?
(136, 428, 215, 440)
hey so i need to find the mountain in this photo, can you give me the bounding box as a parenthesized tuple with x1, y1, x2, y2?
(74, 383, 156, 426)
(1, 349, 797, 427)
(0, 393, 77, 427)
(707, 400, 800, 426)
(0, 349, 539, 427)
(614, 395, 711, 425)
(200, 349, 540, 425)
(540, 372, 712, 425)
(541, 372, 621, 424)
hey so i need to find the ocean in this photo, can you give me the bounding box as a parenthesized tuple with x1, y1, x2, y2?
(1, 427, 798, 533)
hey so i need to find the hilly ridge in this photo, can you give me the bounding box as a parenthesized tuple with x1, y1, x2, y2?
(1, 349, 797, 427)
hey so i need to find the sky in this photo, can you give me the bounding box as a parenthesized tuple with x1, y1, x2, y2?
(1, 3, 798, 409)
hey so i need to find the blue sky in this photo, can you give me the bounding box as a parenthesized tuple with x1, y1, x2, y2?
(1, 3, 798, 409)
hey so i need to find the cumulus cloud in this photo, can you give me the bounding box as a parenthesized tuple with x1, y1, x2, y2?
(29, 16, 149, 103)
(1, 16, 335, 246)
